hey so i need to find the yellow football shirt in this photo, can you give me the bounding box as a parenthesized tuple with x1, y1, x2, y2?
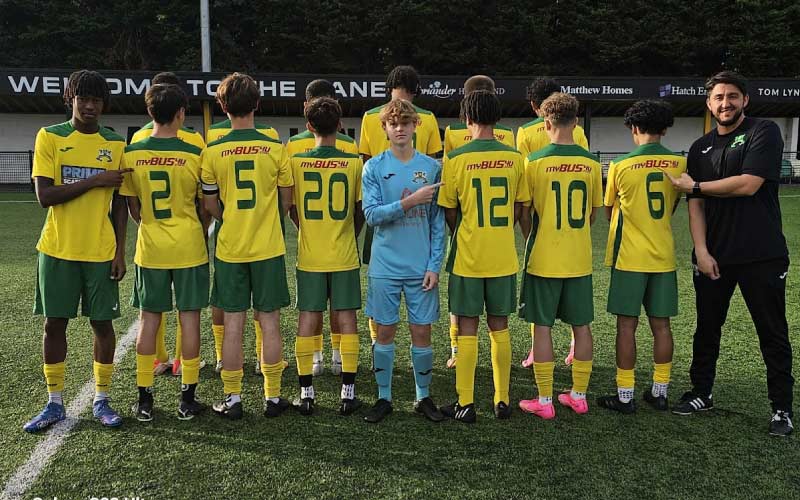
(358, 103, 443, 157)
(443, 123, 515, 154)
(286, 130, 358, 157)
(604, 143, 687, 272)
(130, 121, 206, 149)
(438, 139, 528, 278)
(120, 137, 208, 269)
(206, 119, 280, 143)
(516, 118, 589, 160)
(201, 129, 292, 263)
(32, 121, 126, 262)
(291, 146, 363, 272)
(524, 144, 603, 278)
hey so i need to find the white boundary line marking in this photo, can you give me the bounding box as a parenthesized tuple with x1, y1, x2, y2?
(1, 320, 139, 500)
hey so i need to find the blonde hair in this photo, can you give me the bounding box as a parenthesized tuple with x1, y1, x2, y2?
(379, 98, 420, 126)
(540, 92, 579, 126)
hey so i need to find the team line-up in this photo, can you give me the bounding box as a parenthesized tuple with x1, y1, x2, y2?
(22, 65, 794, 436)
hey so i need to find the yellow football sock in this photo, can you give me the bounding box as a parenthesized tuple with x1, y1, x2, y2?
(339, 333, 359, 373)
(295, 336, 316, 376)
(155, 315, 169, 363)
(174, 320, 182, 362)
(43, 362, 65, 393)
(136, 354, 156, 388)
(530, 323, 536, 340)
(254, 319, 263, 361)
(369, 318, 378, 343)
(533, 361, 555, 399)
(331, 333, 342, 351)
(182, 356, 200, 385)
(93, 361, 114, 395)
(571, 359, 593, 394)
(455, 336, 478, 406)
(221, 369, 243, 395)
(653, 362, 672, 385)
(489, 329, 511, 405)
(262, 360, 284, 398)
(616, 367, 635, 389)
(449, 324, 459, 350)
(212, 324, 224, 362)
(313, 334, 323, 353)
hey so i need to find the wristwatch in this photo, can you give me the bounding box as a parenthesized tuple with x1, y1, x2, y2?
(692, 181, 702, 195)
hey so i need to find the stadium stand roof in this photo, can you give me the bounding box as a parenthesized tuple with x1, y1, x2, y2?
(1, 68, 800, 118)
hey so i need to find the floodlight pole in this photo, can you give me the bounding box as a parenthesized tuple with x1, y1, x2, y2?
(201, 0, 212, 137)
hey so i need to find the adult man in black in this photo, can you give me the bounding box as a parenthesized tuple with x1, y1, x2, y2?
(665, 71, 793, 436)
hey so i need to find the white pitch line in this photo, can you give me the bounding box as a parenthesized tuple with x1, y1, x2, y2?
(0, 200, 37, 203)
(1, 320, 139, 500)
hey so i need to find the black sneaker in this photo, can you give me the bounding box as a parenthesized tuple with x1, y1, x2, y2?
(769, 410, 794, 437)
(495, 401, 512, 419)
(263, 397, 290, 418)
(597, 395, 636, 414)
(178, 398, 207, 420)
(440, 401, 476, 423)
(414, 397, 444, 422)
(212, 397, 243, 420)
(671, 391, 713, 415)
(293, 397, 315, 416)
(364, 398, 393, 423)
(339, 397, 362, 416)
(643, 391, 668, 411)
(132, 397, 154, 422)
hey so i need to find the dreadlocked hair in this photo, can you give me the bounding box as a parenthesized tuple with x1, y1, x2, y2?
(63, 70, 110, 109)
(305, 97, 342, 136)
(460, 90, 501, 125)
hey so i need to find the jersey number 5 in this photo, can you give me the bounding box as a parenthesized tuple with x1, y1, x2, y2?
(235, 160, 256, 209)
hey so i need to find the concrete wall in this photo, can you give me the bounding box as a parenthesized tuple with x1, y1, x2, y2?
(1, 113, 796, 153)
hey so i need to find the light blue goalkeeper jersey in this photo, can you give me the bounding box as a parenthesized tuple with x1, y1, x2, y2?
(362, 149, 445, 279)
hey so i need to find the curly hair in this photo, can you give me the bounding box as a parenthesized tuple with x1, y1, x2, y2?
(304, 97, 342, 136)
(460, 90, 501, 125)
(623, 100, 674, 134)
(63, 70, 109, 109)
(379, 98, 420, 126)
(525, 77, 560, 105)
(386, 65, 420, 95)
(539, 92, 578, 126)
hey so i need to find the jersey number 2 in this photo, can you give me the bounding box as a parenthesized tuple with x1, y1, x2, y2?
(149, 170, 172, 220)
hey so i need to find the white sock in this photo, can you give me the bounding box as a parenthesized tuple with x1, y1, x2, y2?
(341, 383, 355, 400)
(538, 396, 552, 405)
(48, 392, 63, 405)
(618, 387, 634, 403)
(227, 394, 241, 404)
(267, 397, 279, 404)
(570, 390, 586, 401)
(652, 382, 669, 398)
(332, 349, 342, 364)
(93, 391, 108, 403)
(312, 351, 323, 363)
(301, 385, 315, 400)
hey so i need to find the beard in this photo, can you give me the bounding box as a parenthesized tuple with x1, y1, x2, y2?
(716, 106, 743, 127)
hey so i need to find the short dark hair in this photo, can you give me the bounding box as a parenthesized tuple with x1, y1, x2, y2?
(526, 77, 560, 105)
(145, 84, 188, 125)
(305, 79, 336, 100)
(460, 90, 501, 125)
(152, 72, 180, 86)
(386, 65, 420, 95)
(464, 75, 496, 94)
(705, 71, 748, 96)
(216, 72, 259, 117)
(623, 100, 674, 135)
(304, 97, 341, 136)
(63, 70, 110, 109)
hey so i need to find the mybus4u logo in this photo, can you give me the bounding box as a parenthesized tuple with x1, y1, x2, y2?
(629, 159, 680, 170)
(545, 163, 592, 173)
(466, 160, 514, 170)
(221, 145, 271, 157)
(135, 157, 187, 166)
(300, 160, 350, 169)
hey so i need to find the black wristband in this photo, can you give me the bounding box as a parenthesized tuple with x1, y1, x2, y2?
(692, 181, 702, 195)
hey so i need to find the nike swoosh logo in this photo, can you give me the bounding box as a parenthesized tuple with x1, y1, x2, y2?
(59, 146, 74, 152)
(702, 146, 712, 154)
(112, 304, 119, 311)
(417, 369, 433, 376)
(383, 173, 396, 180)
(779, 272, 788, 279)
(373, 367, 385, 373)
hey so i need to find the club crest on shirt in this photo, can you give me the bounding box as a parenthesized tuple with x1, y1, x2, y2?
(730, 134, 746, 149)
(96, 148, 113, 162)
(412, 171, 429, 184)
